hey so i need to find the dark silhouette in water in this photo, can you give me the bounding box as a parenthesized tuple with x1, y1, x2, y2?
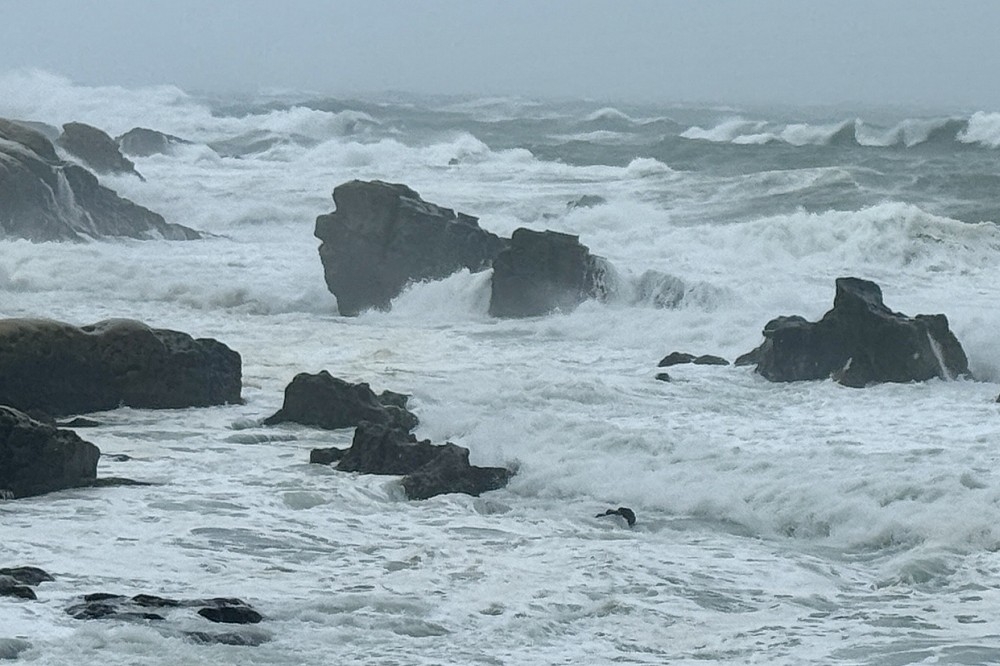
(596, 507, 636, 527)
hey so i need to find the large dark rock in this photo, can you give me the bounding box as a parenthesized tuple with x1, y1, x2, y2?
(741, 277, 971, 387)
(117, 127, 191, 157)
(489, 228, 615, 317)
(314, 180, 507, 315)
(0, 118, 200, 241)
(263, 371, 417, 431)
(57, 122, 140, 177)
(0, 407, 100, 498)
(657, 352, 730, 367)
(336, 422, 512, 499)
(0, 318, 242, 416)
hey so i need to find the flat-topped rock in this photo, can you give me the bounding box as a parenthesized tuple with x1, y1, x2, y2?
(489, 228, 615, 317)
(315, 180, 507, 315)
(740, 277, 970, 387)
(0, 118, 200, 241)
(0, 318, 242, 416)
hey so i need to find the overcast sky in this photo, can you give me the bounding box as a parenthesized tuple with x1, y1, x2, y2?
(2, 0, 999, 109)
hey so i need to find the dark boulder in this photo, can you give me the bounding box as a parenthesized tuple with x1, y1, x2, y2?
(596, 507, 637, 527)
(117, 127, 191, 157)
(0, 566, 54, 586)
(314, 180, 507, 315)
(654, 372, 671, 382)
(263, 371, 417, 431)
(57, 122, 141, 177)
(198, 605, 263, 624)
(336, 422, 512, 499)
(659, 352, 729, 367)
(0, 318, 242, 416)
(742, 278, 970, 386)
(0, 407, 100, 498)
(401, 444, 513, 500)
(489, 228, 615, 317)
(0, 118, 200, 241)
(309, 447, 347, 465)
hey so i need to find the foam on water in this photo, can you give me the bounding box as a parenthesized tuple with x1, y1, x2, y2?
(3, 74, 1000, 664)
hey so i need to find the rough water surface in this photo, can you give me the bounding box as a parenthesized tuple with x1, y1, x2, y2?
(2, 72, 1000, 664)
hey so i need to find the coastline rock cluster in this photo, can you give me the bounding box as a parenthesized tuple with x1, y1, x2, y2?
(0, 118, 200, 241)
(314, 180, 612, 317)
(265, 371, 513, 499)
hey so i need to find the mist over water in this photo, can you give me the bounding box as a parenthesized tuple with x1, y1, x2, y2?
(2, 71, 1000, 664)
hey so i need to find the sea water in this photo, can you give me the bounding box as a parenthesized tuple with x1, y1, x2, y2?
(2, 71, 1000, 664)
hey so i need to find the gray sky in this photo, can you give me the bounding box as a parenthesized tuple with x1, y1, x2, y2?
(2, 0, 999, 108)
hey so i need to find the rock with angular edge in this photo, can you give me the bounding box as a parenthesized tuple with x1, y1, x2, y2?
(263, 371, 417, 431)
(741, 277, 970, 387)
(489, 227, 615, 317)
(336, 422, 512, 499)
(0, 318, 242, 416)
(0, 118, 200, 241)
(0, 406, 100, 498)
(57, 122, 141, 177)
(314, 180, 507, 315)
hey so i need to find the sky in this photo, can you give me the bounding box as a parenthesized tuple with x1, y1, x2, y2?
(2, 0, 999, 109)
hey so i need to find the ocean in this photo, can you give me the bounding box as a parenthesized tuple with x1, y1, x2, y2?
(2, 70, 1000, 664)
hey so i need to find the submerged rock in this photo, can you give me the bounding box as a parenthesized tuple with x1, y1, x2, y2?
(66, 593, 267, 644)
(741, 277, 970, 386)
(0, 407, 100, 498)
(489, 228, 615, 317)
(335, 422, 512, 500)
(0, 118, 200, 241)
(596, 507, 636, 527)
(0, 318, 242, 416)
(117, 127, 191, 157)
(315, 180, 506, 315)
(264, 371, 417, 431)
(657, 352, 730, 367)
(57, 122, 141, 177)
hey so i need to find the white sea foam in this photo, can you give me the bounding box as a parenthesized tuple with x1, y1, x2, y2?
(3, 74, 1000, 665)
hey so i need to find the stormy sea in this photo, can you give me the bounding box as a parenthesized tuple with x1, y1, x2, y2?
(2, 70, 1000, 664)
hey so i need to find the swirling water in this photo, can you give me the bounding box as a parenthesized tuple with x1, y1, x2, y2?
(2, 71, 1000, 664)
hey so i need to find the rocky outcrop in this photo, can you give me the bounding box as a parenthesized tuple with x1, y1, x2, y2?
(117, 127, 191, 157)
(263, 371, 417, 431)
(0, 318, 242, 416)
(314, 180, 507, 315)
(489, 228, 615, 317)
(740, 277, 970, 387)
(330, 422, 512, 500)
(657, 352, 730, 367)
(0, 118, 200, 241)
(0, 407, 100, 498)
(57, 122, 141, 177)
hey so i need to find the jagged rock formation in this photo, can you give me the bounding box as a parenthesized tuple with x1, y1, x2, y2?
(320, 422, 512, 500)
(314, 180, 507, 315)
(0, 407, 100, 498)
(56, 121, 141, 177)
(263, 371, 417, 431)
(117, 127, 191, 156)
(0, 318, 242, 416)
(0, 118, 200, 240)
(738, 277, 970, 387)
(489, 228, 615, 317)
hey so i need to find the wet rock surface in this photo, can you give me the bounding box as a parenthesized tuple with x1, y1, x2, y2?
(0, 318, 242, 416)
(0, 408, 100, 499)
(264, 371, 417, 431)
(315, 180, 506, 315)
(741, 277, 970, 386)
